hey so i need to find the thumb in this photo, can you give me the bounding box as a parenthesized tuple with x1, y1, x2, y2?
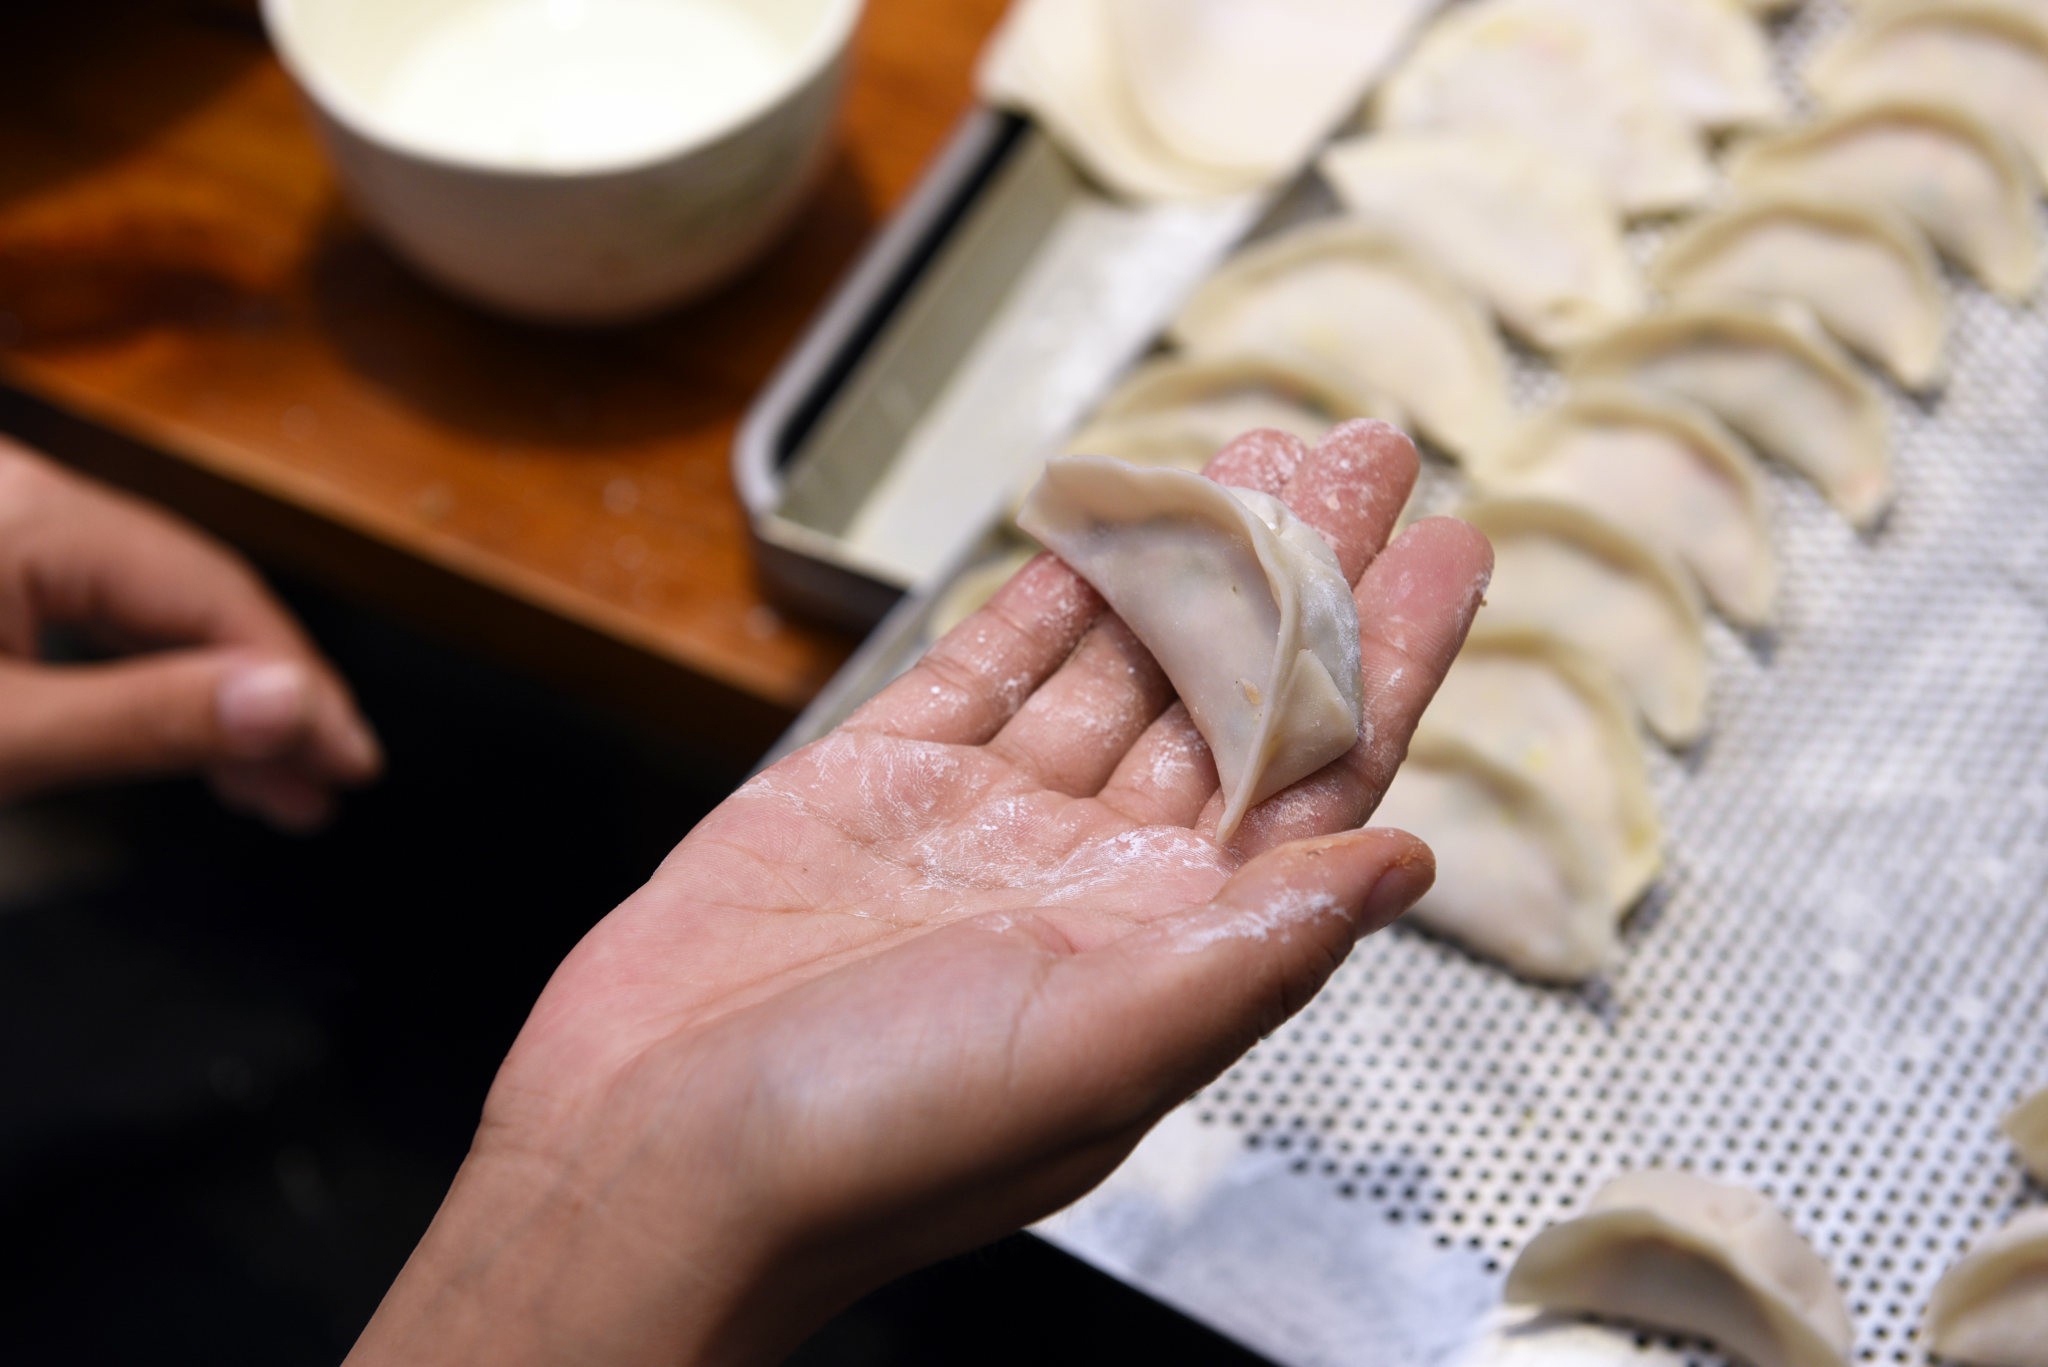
(0, 651, 322, 800)
(1051, 826, 1435, 1127)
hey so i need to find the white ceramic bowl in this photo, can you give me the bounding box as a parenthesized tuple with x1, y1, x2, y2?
(263, 0, 862, 323)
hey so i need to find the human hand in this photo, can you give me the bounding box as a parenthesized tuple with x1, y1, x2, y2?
(0, 438, 381, 829)
(352, 421, 1492, 1366)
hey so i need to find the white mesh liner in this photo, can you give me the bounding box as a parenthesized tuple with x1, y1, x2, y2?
(1108, 3, 2048, 1363)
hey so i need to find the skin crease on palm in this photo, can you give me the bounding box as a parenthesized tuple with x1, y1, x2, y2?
(335, 420, 1495, 1367)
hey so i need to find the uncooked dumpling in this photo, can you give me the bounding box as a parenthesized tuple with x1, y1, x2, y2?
(1650, 193, 1948, 390)
(1371, 733, 1613, 982)
(1103, 0, 1437, 180)
(1523, 0, 1783, 129)
(1924, 1208, 2048, 1367)
(1169, 220, 1512, 461)
(1374, 0, 1714, 216)
(1089, 351, 1387, 436)
(1507, 1169, 1855, 1367)
(1475, 387, 1777, 627)
(1317, 131, 1643, 352)
(1567, 304, 1893, 530)
(1458, 498, 1710, 747)
(1727, 99, 2044, 300)
(979, 0, 1432, 199)
(979, 0, 1247, 200)
(1419, 626, 1663, 909)
(1017, 455, 1362, 840)
(1809, 1, 2048, 185)
(1020, 352, 1387, 521)
(2002, 1086, 2048, 1182)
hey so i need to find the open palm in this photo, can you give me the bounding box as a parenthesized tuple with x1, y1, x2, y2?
(354, 423, 1491, 1367)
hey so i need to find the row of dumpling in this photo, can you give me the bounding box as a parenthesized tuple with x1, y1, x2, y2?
(1500, 1085, 2048, 1367)
(978, 0, 1802, 207)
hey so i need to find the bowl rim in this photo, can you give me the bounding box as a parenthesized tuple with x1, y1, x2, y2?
(261, 0, 864, 179)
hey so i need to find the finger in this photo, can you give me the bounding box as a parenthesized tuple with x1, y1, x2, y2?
(983, 429, 1309, 794)
(1274, 419, 1419, 581)
(0, 651, 360, 802)
(1091, 423, 1423, 826)
(1033, 827, 1434, 1132)
(2, 440, 308, 655)
(0, 443, 384, 782)
(1204, 516, 1494, 854)
(209, 761, 338, 834)
(844, 553, 1104, 745)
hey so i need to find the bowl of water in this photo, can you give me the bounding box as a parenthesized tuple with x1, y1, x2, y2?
(264, 0, 863, 322)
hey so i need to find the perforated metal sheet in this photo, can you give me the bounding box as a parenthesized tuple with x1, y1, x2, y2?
(1039, 4, 2048, 1364)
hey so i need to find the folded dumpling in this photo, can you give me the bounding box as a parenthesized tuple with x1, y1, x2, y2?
(1374, 0, 1714, 216)
(1507, 1169, 1855, 1367)
(978, 0, 1248, 200)
(1924, 1208, 2048, 1367)
(1317, 130, 1643, 352)
(2002, 1085, 2048, 1182)
(1169, 220, 1512, 461)
(1458, 498, 1710, 747)
(1809, 1, 2048, 185)
(1089, 351, 1388, 437)
(1519, 0, 1783, 130)
(1017, 455, 1362, 840)
(1101, 0, 1437, 182)
(979, 0, 1434, 200)
(1649, 192, 1949, 390)
(1475, 387, 1777, 627)
(1371, 733, 1614, 982)
(1568, 304, 1893, 530)
(1726, 99, 2044, 300)
(1419, 626, 1663, 910)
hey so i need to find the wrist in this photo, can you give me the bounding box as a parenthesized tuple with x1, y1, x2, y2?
(346, 1137, 775, 1367)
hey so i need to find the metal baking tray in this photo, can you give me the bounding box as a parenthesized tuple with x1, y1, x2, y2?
(733, 110, 1263, 632)
(747, 3, 2048, 1363)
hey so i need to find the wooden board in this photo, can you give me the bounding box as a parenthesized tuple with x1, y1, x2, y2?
(0, 0, 1011, 752)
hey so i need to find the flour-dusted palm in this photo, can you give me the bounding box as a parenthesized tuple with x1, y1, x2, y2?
(354, 422, 1491, 1367)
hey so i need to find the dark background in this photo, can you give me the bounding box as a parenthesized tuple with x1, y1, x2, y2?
(0, 573, 1270, 1365)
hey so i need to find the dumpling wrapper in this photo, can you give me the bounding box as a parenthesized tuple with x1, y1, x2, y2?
(978, 0, 1432, 200)
(1103, 0, 1439, 179)
(1925, 1207, 2048, 1367)
(1568, 304, 1893, 531)
(1372, 733, 1613, 982)
(1459, 497, 1710, 748)
(1374, 0, 1714, 216)
(1507, 1169, 1856, 1367)
(977, 0, 1245, 200)
(1089, 351, 1389, 433)
(1728, 99, 2044, 300)
(1519, 0, 1784, 130)
(1317, 130, 1643, 352)
(1017, 455, 1362, 840)
(1810, 1, 2048, 186)
(1169, 220, 1512, 461)
(1476, 386, 1777, 627)
(1419, 625, 1663, 910)
(1650, 192, 1949, 390)
(2001, 1085, 2048, 1183)
(1011, 351, 1392, 523)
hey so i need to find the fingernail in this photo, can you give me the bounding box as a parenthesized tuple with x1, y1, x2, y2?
(1359, 850, 1435, 938)
(339, 719, 384, 780)
(217, 662, 310, 756)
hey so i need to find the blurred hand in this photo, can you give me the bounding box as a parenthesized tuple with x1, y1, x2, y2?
(0, 437, 381, 829)
(351, 421, 1492, 1366)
